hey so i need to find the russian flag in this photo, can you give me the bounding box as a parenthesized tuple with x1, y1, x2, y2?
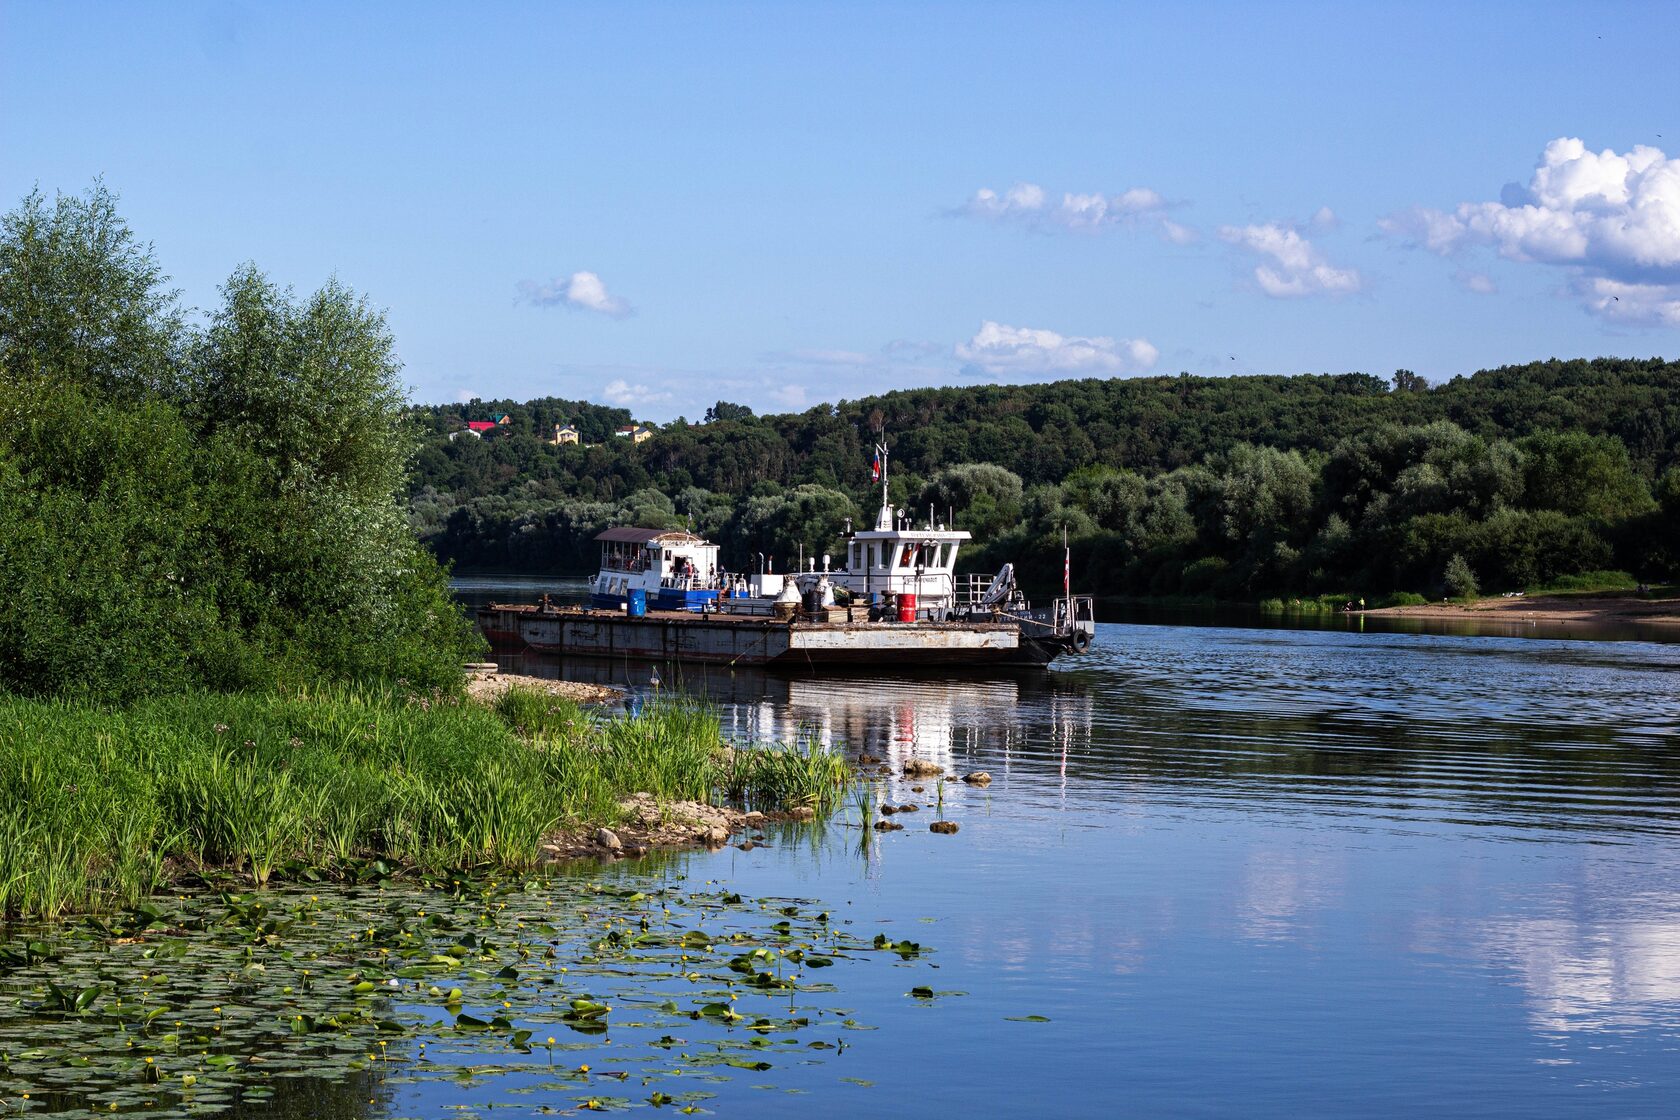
(871, 455, 881, 482)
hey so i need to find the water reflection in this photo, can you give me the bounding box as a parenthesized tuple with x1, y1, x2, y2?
(502, 621, 1680, 839)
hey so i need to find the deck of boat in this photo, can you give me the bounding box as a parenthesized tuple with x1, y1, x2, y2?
(476, 602, 1063, 667)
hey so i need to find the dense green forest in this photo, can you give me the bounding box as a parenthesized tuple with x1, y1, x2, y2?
(412, 360, 1680, 599)
(0, 186, 475, 700)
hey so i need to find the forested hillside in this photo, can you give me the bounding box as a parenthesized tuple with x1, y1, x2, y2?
(411, 360, 1680, 598)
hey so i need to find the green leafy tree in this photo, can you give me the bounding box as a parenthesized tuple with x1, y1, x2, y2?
(1443, 553, 1479, 599)
(0, 186, 476, 699)
(0, 184, 183, 399)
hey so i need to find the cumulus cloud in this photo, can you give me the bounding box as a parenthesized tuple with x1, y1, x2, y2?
(518, 271, 633, 317)
(956, 321, 1158, 379)
(1574, 277, 1680, 327)
(602, 378, 672, 406)
(1218, 222, 1363, 298)
(958, 181, 1188, 239)
(1381, 137, 1680, 324)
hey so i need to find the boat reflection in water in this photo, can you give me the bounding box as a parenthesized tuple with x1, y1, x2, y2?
(494, 651, 1093, 785)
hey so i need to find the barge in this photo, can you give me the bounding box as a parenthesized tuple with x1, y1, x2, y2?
(476, 441, 1096, 669)
(476, 602, 1084, 668)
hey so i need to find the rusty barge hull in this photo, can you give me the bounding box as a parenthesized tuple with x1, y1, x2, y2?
(476, 605, 1063, 668)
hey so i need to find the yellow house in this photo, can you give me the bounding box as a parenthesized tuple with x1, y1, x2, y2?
(548, 423, 580, 445)
(615, 424, 654, 444)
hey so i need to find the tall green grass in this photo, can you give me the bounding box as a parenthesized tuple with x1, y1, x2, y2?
(0, 685, 847, 920)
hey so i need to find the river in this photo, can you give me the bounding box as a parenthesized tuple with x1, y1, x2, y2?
(416, 579, 1680, 1117)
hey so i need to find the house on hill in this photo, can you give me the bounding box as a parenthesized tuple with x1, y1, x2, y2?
(447, 416, 507, 441)
(615, 424, 655, 444)
(548, 423, 580, 445)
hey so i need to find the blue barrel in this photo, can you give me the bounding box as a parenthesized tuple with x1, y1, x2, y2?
(627, 588, 648, 617)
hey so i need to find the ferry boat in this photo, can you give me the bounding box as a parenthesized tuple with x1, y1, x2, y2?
(590, 527, 723, 612)
(479, 442, 1096, 668)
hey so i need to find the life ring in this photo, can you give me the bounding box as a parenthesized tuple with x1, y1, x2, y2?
(1070, 628, 1092, 653)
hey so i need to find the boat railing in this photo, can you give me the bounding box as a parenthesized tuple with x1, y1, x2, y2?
(953, 573, 998, 607)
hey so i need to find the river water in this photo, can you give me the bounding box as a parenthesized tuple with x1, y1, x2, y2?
(420, 580, 1680, 1117)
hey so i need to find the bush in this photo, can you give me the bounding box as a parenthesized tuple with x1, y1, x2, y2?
(1443, 553, 1480, 599)
(0, 186, 480, 700)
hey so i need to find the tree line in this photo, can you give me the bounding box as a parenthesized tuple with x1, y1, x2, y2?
(412, 360, 1680, 599)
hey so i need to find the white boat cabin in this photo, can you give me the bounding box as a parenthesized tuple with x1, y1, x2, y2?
(591, 527, 720, 609)
(827, 508, 970, 608)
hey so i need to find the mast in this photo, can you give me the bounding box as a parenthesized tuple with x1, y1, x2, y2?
(874, 438, 892, 532)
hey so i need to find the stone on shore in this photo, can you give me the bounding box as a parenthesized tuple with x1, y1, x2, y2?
(594, 827, 622, 852)
(903, 758, 942, 777)
(962, 771, 992, 786)
(929, 820, 960, 834)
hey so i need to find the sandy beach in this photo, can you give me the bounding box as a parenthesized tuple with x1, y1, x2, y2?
(1360, 592, 1680, 627)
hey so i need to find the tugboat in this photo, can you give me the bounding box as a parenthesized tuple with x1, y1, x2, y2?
(476, 442, 1096, 669)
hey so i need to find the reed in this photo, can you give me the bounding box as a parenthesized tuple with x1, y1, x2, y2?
(0, 684, 848, 921)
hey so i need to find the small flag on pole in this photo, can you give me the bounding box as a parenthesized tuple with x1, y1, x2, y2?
(871, 455, 881, 482)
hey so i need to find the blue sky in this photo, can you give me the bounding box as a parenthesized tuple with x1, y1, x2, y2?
(4, 1, 1678, 420)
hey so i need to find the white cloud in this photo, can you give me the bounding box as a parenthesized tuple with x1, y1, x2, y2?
(958, 181, 1182, 235)
(518, 270, 633, 318)
(1160, 219, 1199, 245)
(1381, 137, 1680, 324)
(1573, 276, 1680, 326)
(766, 384, 809, 410)
(963, 182, 1048, 219)
(602, 378, 672, 406)
(1218, 222, 1363, 298)
(454, 388, 479, 403)
(1453, 269, 1498, 295)
(956, 320, 1158, 378)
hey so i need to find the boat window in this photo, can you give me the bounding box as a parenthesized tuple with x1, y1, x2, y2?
(867, 543, 878, 570)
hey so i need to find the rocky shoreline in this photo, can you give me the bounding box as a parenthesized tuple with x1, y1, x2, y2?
(540, 793, 819, 860)
(463, 664, 623, 705)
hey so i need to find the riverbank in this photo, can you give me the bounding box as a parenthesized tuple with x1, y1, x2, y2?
(0, 684, 846, 920)
(1360, 590, 1680, 626)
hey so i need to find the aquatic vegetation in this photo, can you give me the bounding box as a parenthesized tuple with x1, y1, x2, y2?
(0, 687, 849, 921)
(0, 876, 934, 1115)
